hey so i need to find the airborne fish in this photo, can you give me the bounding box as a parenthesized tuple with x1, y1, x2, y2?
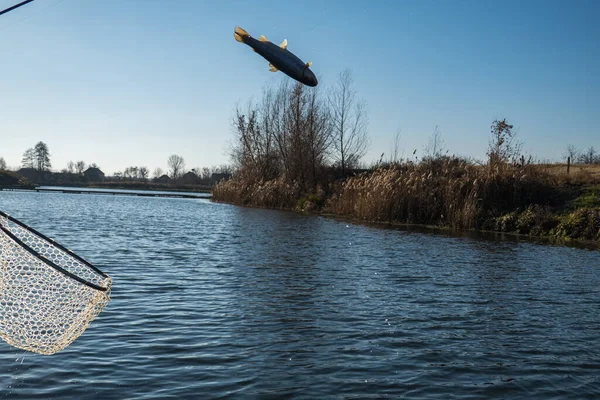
(234, 26, 318, 87)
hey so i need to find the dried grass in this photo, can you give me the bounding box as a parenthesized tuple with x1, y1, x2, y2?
(324, 157, 558, 230)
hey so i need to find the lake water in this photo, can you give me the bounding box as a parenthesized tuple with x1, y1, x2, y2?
(0, 189, 599, 399)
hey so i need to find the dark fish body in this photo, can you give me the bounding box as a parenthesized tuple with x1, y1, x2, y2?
(234, 26, 318, 87)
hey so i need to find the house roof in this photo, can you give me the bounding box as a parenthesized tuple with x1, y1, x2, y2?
(84, 167, 104, 175)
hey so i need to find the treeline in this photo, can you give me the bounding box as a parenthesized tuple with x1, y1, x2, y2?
(0, 142, 234, 187)
(563, 145, 600, 165)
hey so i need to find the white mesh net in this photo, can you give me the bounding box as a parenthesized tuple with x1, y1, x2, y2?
(0, 212, 112, 355)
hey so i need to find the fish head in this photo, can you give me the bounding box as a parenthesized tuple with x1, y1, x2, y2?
(301, 65, 318, 87)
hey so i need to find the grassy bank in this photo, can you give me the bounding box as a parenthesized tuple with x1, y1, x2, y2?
(213, 160, 600, 244)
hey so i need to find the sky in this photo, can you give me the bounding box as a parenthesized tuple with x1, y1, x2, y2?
(0, 0, 598, 175)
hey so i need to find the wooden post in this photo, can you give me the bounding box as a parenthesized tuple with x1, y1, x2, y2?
(567, 156, 571, 175)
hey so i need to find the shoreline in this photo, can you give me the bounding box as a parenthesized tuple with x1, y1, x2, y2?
(211, 161, 600, 248)
(210, 198, 600, 250)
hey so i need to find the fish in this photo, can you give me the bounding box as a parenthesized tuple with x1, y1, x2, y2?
(234, 26, 318, 87)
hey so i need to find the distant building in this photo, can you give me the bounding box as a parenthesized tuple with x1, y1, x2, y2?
(180, 171, 199, 185)
(83, 167, 105, 182)
(155, 174, 170, 184)
(17, 168, 52, 184)
(211, 173, 232, 184)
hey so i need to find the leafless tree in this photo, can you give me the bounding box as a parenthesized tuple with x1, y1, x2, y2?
(229, 84, 283, 182)
(201, 167, 211, 180)
(139, 166, 149, 180)
(167, 154, 185, 179)
(66, 161, 75, 174)
(562, 144, 579, 163)
(75, 161, 86, 174)
(329, 69, 370, 174)
(303, 83, 332, 186)
(423, 125, 447, 161)
(487, 119, 523, 167)
(578, 146, 598, 164)
(0, 157, 6, 170)
(228, 77, 341, 188)
(217, 164, 233, 174)
(153, 167, 163, 179)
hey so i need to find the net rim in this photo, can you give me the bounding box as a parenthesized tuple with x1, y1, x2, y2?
(0, 211, 110, 292)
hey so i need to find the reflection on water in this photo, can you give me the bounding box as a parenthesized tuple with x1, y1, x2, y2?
(0, 190, 599, 399)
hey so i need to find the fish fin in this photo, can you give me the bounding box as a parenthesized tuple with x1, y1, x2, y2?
(269, 63, 278, 72)
(259, 35, 268, 42)
(279, 39, 287, 49)
(234, 26, 250, 43)
(306, 61, 312, 67)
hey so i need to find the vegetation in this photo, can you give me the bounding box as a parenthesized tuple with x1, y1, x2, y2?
(214, 74, 600, 244)
(0, 170, 34, 189)
(2, 143, 233, 190)
(2, 74, 598, 245)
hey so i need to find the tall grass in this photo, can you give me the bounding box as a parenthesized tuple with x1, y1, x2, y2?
(324, 157, 559, 230)
(213, 157, 599, 242)
(213, 172, 300, 210)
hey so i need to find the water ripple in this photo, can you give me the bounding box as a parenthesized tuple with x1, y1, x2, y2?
(0, 191, 599, 399)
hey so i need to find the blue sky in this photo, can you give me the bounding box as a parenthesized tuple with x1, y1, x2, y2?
(1, 0, 598, 175)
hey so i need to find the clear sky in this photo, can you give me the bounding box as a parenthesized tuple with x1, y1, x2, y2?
(1, 0, 598, 175)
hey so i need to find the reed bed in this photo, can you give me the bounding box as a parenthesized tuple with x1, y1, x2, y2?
(213, 158, 600, 242)
(213, 173, 300, 210)
(325, 158, 557, 228)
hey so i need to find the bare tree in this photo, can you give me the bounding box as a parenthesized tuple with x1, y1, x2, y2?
(423, 125, 446, 161)
(139, 166, 149, 180)
(562, 144, 579, 163)
(487, 118, 522, 167)
(0, 157, 6, 170)
(153, 167, 163, 179)
(229, 84, 282, 182)
(22, 148, 35, 169)
(304, 83, 332, 186)
(167, 154, 185, 179)
(329, 69, 370, 174)
(75, 161, 86, 174)
(66, 161, 75, 174)
(123, 167, 132, 180)
(578, 146, 598, 164)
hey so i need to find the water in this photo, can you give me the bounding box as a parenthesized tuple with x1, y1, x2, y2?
(0, 190, 599, 399)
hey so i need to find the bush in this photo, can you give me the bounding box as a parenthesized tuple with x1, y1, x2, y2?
(556, 208, 600, 241)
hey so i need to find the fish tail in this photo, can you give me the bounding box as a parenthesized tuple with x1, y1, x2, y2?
(234, 26, 250, 43)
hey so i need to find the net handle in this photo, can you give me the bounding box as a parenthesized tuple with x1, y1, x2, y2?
(0, 211, 110, 292)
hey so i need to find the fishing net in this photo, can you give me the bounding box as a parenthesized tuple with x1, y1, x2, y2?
(0, 211, 112, 355)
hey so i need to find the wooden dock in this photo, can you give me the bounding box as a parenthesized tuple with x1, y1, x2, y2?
(1, 187, 212, 199)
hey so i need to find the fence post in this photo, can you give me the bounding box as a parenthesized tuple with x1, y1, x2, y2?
(567, 156, 570, 175)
